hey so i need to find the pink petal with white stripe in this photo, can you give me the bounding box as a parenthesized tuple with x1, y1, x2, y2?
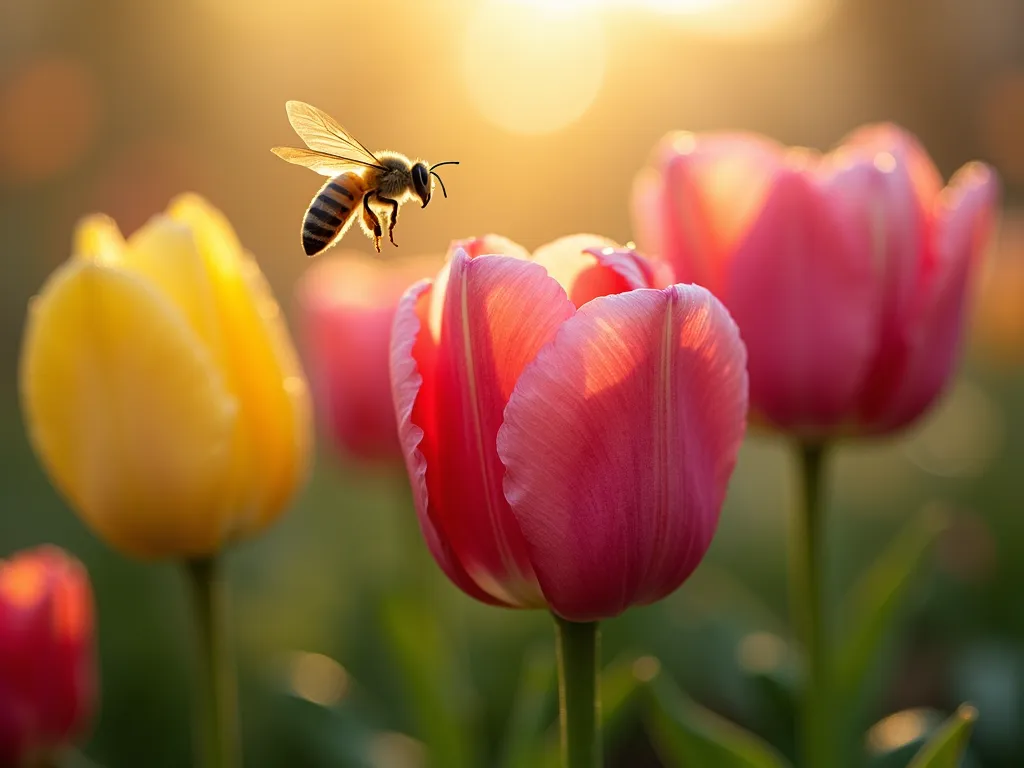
(498, 285, 748, 621)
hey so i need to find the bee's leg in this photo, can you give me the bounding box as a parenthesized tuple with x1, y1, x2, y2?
(362, 193, 383, 253)
(377, 196, 400, 247)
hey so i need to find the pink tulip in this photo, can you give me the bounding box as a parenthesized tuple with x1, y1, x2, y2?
(633, 125, 999, 438)
(390, 235, 748, 621)
(0, 546, 95, 767)
(298, 253, 441, 462)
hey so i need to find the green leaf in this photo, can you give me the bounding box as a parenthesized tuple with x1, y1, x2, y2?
(646, 675, 792, 768)
(906, 705, 977, 768)
(497, 644, 557, 768)
(835, 511, 948, 709)
(379, 594, 475, 768)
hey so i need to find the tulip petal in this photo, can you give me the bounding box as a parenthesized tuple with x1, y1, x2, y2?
(531, 234, 655, 307)
(19, 261, 240, 558)
(299, 253, 440, 461)
(0, 547, 94, 762)
(123, 216, 226, 355)
(725, 169, 878, 432)
(390, 278, 508, 606)
(499, 285, 748, 621)
(837, 123, 944, 209)
(867, 163, 999, 431)
(424, 250, 575, 606)
(651, 133, 783, 290)
(168, 194, 312, 538)
(449, 234, 532, 262)
(73, 214, 126, 264)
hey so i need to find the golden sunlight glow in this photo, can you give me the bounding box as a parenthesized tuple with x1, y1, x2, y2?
(509, 0, 834, 41)
(463, 1, 607, 135)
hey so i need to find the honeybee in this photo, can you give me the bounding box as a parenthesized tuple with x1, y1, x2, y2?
(271, 101, 458, 256)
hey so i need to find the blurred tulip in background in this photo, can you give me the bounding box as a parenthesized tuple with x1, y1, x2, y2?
(0, 546, 95, 768)
(633, 125, 999, 438)
(19, 195, 312, 559)
(297, 253, 441, 462)
(390, 235, 748, 621)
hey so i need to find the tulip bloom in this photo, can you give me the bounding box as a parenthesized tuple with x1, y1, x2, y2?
(391, 235, 748, 621)
(297, 253, 441, 462)
(0, 546, 95, 767)
(633, 125, 999, 438)
(20, 195, 312, 559)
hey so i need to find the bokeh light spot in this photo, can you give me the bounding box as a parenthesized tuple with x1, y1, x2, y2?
(287, 651, 349, 706)
(736, 631, 786, 674)
(866, 708, 929, 753)
(0, 57, 100, 184)
(632, 655, 661, 682)
(463, 2, 606, 135)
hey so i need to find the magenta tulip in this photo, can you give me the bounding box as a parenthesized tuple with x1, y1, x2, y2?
(298, 253, 441, 462)
(633, 124, 999, 438)
(390, 234, 748, 621)
(0, 546, 95, 767)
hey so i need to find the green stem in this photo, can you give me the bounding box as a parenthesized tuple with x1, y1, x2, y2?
(185, 556, 239, 768)
(790, 441, 830, 768)
(553, 614, 600, 768)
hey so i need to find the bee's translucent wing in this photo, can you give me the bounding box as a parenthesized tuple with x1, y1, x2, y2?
(284, 101, 383, 166)
(270, 147, 380, 177)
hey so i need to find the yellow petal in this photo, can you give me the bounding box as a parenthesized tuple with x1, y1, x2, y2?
(74, 214, 126, 264)
(19, 260, 240, 558)
(122, 215, 227, 363)
(168, 194, 312, 538)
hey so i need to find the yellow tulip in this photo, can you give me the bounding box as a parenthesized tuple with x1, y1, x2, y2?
(19, 194, 312, 559)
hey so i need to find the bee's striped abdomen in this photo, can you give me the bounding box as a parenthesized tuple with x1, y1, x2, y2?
(302, 172, 367, 256)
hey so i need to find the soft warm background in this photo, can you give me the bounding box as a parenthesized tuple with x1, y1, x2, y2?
(1, 1, 1022, 766)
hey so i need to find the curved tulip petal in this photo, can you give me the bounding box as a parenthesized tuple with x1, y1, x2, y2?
(73, 214, 126, 264)
(123, 216, 225, 356)
(837, 123, 944, 208)
(168, 194, 312, 538)
(425, 250, 575, 606)
(532, 234, 641, 307)
(449, 234, 532, 262)
(868, 163, 999, 431)
(19, 261, 240, 558)
(499, 285, 748, 621)
(725, 169, 878, 433)
(0, 547, 94, 764)
(390, 278, 506, 606)
(655, 133, 784, 289)
(822, 146, 933, 422)
(298, 253, 439, 460)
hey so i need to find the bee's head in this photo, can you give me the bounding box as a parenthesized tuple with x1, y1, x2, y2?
(412, 162, 431, 208)
(415, 160, 459, 208)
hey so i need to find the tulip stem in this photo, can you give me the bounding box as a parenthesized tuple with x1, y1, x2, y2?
(186, 556, 240, 768)
(553, 614, 600, 768)
(790, 441, 831, 768)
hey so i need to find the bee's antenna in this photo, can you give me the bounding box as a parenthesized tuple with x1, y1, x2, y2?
(429, 161, 460, 171)
(430, 171, 449, 199)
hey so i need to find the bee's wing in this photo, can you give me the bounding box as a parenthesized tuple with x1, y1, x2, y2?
(270, 147, 380, 177)
(284, 101, 383, 167)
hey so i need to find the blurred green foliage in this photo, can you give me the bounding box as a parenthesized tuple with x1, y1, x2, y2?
(2, 356, 1022, 767)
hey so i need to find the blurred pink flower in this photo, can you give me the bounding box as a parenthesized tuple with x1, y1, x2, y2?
(633, 125, 999, 438)
(390, 235, 748, 621)
(298, 253, 441, 462)
(0, 546, 95, 767)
